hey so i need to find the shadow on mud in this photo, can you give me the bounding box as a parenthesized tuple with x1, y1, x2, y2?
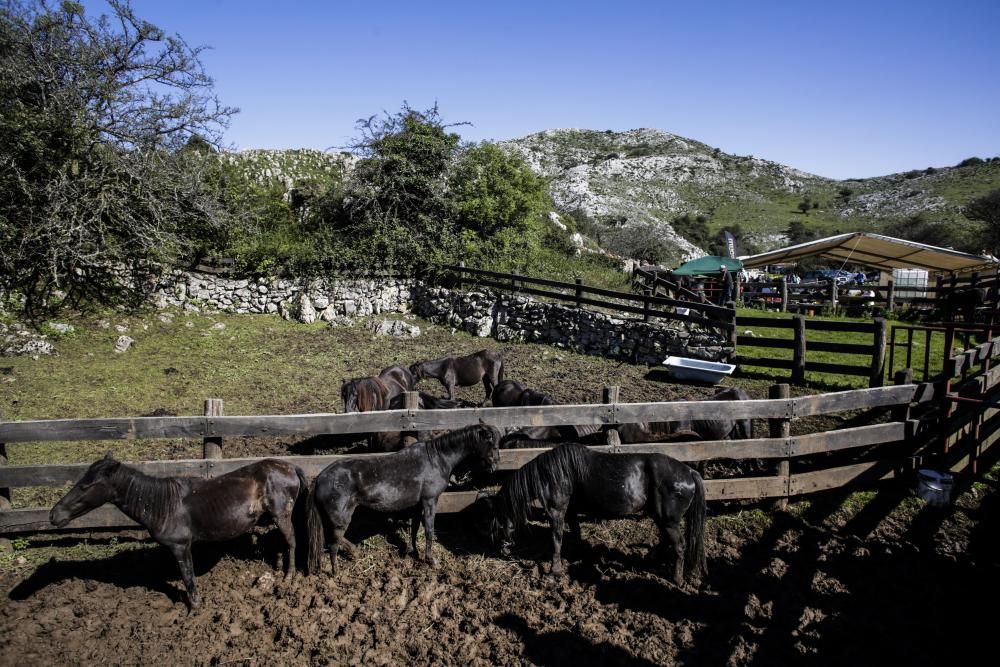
(495, 612, 660, 667)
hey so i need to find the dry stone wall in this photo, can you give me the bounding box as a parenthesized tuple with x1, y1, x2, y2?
(412, 286, 731, 364)
(151, 271, 731, 363)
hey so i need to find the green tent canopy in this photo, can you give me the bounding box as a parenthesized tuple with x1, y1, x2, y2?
(672, 255, 743, 277)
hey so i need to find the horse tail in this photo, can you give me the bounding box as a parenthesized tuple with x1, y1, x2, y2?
(684, 468, 708, 583)
(305, 479, 325, 575)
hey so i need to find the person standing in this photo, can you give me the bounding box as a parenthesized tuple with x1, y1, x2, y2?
(719, 265, 734, 305)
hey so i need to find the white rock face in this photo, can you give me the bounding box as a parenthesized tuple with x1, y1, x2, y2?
(114, 335, 134, 353)
(297, 293, 317, 324)
(366, 319, 421, 338)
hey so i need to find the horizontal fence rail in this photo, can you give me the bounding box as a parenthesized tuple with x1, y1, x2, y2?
(447, 264, 736, 331)
(0, 384, 935, 445)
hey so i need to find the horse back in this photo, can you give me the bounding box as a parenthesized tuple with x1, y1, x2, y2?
(185, 460, 301, 541)
(571, 452, 651, 516)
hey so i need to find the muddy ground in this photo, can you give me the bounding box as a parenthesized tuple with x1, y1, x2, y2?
(2, 476, 998, 666)
(2, 314, 996, 664)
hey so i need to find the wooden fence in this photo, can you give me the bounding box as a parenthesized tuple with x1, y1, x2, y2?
(734, 315, 888, 386)
(0, 380, 952, 535)
(446, 264, 736, 333)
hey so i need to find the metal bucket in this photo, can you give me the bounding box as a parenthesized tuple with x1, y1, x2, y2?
(915, 469, 954, 507)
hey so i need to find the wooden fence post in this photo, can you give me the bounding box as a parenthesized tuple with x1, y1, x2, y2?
(643, 289, 652, 322)
(727, 301, 738, 349)
(886, 280, 895, 313)
(892, 369, 914, 423)
(0, 410, 9, 552)
(780, 279, 788, 313)
(511, 272, 518, 295)
(602, 386, 621, 448)
(829, 280, 838, 315)
(792, 315, 807, 384)
(0, 410, 9, 513)
(203, 399, 223, 460)
(404, 391, 420, 444)
(870, 317, 888, 387)
(769, 384, 791, 511)
(456, 260, 464, 290)
(575, 278, 583, 308)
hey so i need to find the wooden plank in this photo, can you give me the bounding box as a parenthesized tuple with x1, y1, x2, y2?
(733, 356, 796, 370)
(805, 320, 877, 334)
(788, 422, 906, 456)
(704, 476, 788, 501)
(792, 384, 919, 416)
(2, 421, 915, 489)
(616, 399, 793, 421)
(736, 337, 794, 349)
(806, 341, 874, 355)
(736, 316, 795, 329)
(803, 361, 871, 376)
(789, 461, 900, 496)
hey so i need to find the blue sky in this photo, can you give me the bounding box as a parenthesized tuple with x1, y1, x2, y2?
(113, 1, 999, 179)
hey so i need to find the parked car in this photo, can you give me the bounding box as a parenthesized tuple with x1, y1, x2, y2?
(801, 269, 852, 285)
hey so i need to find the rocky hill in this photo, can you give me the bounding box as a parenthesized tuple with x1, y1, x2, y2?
(224, 137, 1000, 267)
(500, 129, 1000, 264)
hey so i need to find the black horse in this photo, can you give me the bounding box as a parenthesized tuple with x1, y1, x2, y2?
(341, 364, 416, 412)
(617, 386, 752, 443)
(490, 443, 706, 586)
(306, 424, 501, 574)
(370, 392, 481, 452)
(490, 379, 602, 443)
(49, 452, 307, 607)
(410, 349, 505, 400)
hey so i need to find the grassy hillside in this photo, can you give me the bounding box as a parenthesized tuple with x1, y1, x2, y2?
(501, 129, 1000, 265)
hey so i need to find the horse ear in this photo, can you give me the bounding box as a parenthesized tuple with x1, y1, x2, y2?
(104, 450, 114, 460)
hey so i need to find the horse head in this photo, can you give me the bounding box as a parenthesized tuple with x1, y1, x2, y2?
(408, 361, 426, 381)
(50, 451, 120, 528)
(341, 379, 359, 413)
(470, 423, 501, 473)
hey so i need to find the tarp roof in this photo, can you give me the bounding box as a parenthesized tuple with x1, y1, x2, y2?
(672, 255, 743, 276)
(739, 232, 998, 275)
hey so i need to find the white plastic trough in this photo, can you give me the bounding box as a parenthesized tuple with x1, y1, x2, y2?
(661, 356, 736, 384)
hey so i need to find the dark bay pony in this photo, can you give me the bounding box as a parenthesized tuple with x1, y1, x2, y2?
(617, 386, 752, 443)
(410, 349, 505, 400)
(371, 392, 480, 452)
(490, 379, 602, 444)
(49, 452, 307, 607)
(306, 424, 501, 574)
(341, 364, 416, 413)
(490, 443, 706, 585)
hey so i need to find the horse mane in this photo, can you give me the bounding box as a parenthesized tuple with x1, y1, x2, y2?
(496, 444, 592, 531)
(419, 424, 497, 458)
(353, 377, 390, 411)
(112, 463, 186, 532)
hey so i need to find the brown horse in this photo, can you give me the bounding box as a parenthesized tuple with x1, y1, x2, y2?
(49, 452, 307, 608)
(341, 364, 416, 412)
(490, 379, 602, 444)
(410, 349, 504, 400)
(370, 392, 480, 452)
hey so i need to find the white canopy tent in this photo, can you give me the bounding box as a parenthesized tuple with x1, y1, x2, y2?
(739, 232, 998, 276)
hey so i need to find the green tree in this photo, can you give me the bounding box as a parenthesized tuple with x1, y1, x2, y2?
(316, 103, 463, 268)
(449, 142, 548, 238)
(964, 189, 1000, 254)
(0, 0, 236, 315)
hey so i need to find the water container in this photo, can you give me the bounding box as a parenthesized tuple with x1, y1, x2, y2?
(915, 469, 954, 507)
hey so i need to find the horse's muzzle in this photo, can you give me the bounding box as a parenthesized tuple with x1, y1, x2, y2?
(49, 507, 71, 528)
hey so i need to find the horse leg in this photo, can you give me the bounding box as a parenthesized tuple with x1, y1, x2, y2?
(273, 511, 296, 580)
(657, 519, 686, 586)
(421, 497, 439, 567)
(567, 510, 583, 547)
(406, 512, 420, 557)
(329, 526, 356, 574)
(548, 509, 566, 575)
(169, 542, 199, 608)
